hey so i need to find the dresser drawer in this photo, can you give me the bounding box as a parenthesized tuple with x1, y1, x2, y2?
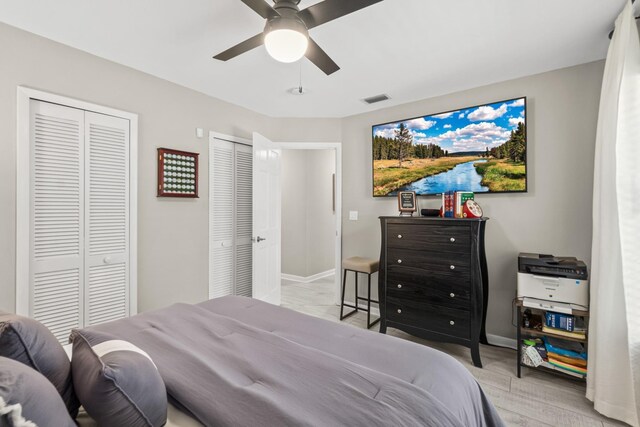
(386, 269, 471, 310)
(387, 224, 470, 253)
(386, 248, 470, 275)
(386, 298, 470, 340)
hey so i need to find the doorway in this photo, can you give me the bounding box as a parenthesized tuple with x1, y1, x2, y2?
(279, 143, 342, 319)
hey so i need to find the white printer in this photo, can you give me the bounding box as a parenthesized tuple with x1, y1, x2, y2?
(517, 253, 589, 309)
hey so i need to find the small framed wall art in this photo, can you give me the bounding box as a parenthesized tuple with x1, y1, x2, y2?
(157, 148, 199, 198)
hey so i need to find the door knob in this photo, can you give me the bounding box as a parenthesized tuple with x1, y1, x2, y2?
(397, 234, 402, 239)
(449, 320, 455, 326)
(450, 265, 455, 270)
(450, 237, 456, 242)
(397, 259, 402, 264)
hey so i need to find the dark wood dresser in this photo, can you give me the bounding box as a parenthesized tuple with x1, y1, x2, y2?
(378, 216, 489, 367)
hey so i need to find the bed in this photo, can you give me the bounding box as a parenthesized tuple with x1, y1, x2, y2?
(72, 295, 503, 427)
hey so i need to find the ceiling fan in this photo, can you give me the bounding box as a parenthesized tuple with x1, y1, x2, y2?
(213, 0, 384, 75)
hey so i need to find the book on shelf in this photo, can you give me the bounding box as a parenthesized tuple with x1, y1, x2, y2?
(541, 361, 586, 378)
(441, 191, 455, 218)
(542, 325, 586, 339)
(454, 191, 474, 218)
(547, 351, 587, 368)
(545, 311, 575, 331)
(547, 358, 587, 375)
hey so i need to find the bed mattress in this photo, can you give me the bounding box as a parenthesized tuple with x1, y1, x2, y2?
(82, 296, 503, 427)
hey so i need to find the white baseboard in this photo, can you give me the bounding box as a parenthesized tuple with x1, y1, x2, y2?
(282, 269, 335, 284)
(486, 333, 517, 350)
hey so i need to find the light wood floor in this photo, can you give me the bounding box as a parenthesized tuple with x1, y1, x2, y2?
(281, 277, 628, 427)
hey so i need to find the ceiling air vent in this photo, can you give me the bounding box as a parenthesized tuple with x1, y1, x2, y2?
(362, 94, 390, 105)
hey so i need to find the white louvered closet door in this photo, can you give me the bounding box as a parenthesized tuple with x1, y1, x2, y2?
(27, 99, 132, 343)
(210, 139, 234, 298)
(235, 144, 252, 297)
(29, 101, 85, 343)
(84, 112, 130, 325)
(209, 138, 252, 299)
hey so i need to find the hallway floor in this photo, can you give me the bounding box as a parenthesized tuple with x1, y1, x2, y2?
(281, 276, 626, 427)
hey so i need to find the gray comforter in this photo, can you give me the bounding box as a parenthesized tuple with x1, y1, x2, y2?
(84, 296, 503, 427)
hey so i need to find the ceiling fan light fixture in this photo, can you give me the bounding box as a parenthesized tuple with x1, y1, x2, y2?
(264, 17, 309, 63)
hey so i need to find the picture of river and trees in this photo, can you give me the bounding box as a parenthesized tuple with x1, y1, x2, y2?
(372, 98, 526, 196)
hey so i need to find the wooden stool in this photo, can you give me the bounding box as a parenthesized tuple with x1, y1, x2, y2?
(340, 256, 380, 329)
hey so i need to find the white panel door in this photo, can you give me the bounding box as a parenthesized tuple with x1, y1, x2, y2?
(29, 100, 85, 343)
(252, 133, 281, 305)
(235, 144, 253, 297)
(84, 112, 130, 326)
(209, 139, 234, 298)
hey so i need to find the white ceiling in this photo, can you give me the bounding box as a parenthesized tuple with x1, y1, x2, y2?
(0, 0, 626, 118)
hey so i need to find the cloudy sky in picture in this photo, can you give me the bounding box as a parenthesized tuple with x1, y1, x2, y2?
(373, 98, 525, 153)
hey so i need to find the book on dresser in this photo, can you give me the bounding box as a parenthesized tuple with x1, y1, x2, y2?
(378, 216, 489, 368)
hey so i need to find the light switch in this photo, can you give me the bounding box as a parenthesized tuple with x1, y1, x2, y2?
(196, 128, 204, 138)
(349, 211, 358, 221)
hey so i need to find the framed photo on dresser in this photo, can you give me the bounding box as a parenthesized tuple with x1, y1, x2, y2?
(397, 191, 417, 215)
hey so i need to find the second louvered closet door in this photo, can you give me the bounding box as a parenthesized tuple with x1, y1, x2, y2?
(84, 112, 130, 326)
(27, 100, 131, 343)
(209, 137, 252, 299)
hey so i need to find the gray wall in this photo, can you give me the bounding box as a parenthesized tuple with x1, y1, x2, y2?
(0, 22, 340, 314)
(340, 60, 604, 339)
(0, 22, 605, 342)
(281, 149, 336, 277)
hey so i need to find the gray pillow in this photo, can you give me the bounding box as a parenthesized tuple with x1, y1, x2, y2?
(0, 356, 76, 427)
(71, 329, 168, 427)
(0, 312, 79, 417)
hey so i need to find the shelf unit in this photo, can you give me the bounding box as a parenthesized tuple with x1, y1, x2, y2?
(515, 300, 589, 380)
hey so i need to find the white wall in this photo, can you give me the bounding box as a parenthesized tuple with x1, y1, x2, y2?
(281, 149, 336, 278)
(0, 22, 606, 343)
(340, 60, 604, 339)
(0, 22, 340, 314)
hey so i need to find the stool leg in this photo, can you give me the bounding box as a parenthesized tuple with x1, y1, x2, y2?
(339, 268, 347, 319)
(367, 273, 372, 327)
(340, 270, 357, 321)
(354, 272, 359, 312)
(368, 272, 380, 329)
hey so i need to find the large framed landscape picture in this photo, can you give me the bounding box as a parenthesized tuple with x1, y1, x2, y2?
(372, 97, 527, 196)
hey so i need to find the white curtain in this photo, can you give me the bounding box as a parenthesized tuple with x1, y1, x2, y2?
(587, 1, 640, 425)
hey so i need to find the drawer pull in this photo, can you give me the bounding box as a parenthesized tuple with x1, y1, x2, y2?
(397, 259, 402, 264)
(450, 265, 455, 270)
(450, 293, 455, 298)
(397, 309, 402, 314)
(450, 320, 455, 326)
(397, 284, 402, 289)
(450, 237, 456, 242)
(397, 234, 403, 239)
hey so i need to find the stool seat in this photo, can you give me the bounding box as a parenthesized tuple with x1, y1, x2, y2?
(342, 256, 379, 274)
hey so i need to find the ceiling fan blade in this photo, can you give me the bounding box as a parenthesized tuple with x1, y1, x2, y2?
(305, 38, 340, 75)
(213, 33, 265, 61)
(240, 0, 279, 19)
(297, 0, 384, 30)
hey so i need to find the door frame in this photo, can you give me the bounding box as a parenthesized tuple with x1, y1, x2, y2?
(207, 132, 252, 299)
(16, 86, 139, 316)
(279, 142, 342, 306)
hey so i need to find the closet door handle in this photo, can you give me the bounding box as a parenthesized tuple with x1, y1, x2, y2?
(103, 256, 113, 265)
